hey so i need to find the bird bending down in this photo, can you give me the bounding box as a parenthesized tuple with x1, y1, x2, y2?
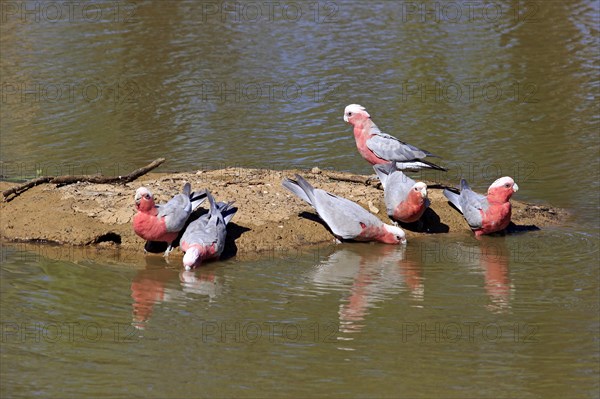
(180, 191, 237, 270)
(282, 174, 406, 245)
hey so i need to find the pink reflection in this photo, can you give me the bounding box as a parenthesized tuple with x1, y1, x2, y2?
(479, 238, 512, 312)
(313, 245, 421, 336)
(131, 265, 174, 329)
(130, 260, 219, 329)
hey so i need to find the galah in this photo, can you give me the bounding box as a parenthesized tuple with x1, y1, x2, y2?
(133, 183, 206, 256)
(180, 191, 237, 270)
(343, 104, 446, 171)
(373, 162, 429, 224)
(443, 177, 519, 236)
(282, 174, 407, 245)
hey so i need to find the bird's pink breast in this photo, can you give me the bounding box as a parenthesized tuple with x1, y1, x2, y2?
(477, 203, 512, 235)
(133, 212, 177, 242)
(393, 196, 426, 223)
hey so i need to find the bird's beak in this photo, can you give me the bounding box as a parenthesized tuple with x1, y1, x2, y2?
(420, 187, 427, 198)
(343, 114, 349, 123)
(513, 183, 519, 192)
(134, 194, 142, 205)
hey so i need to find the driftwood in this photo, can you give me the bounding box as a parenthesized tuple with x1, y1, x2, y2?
(320, 170, 381, 187)
(2, 158, 165, 202)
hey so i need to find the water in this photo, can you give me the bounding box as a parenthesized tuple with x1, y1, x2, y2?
(1, 1, 599, 398)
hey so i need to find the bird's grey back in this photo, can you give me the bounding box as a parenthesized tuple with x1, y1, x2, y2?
(313, 189, 381, 239)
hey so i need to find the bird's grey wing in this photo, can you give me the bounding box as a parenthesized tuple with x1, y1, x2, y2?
(458, 180, 488, 229)
(157, 193, 192, 232)
(366, 133, 433, 162)
(313, 189, 381, 239)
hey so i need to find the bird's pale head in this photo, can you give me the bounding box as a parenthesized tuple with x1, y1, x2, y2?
(412, 182, 428, 199)
(183, 247, 201, 270)
(343, 104, 370, 124)
(134, 187, 154, 210)
(383, 224, 407, 245)
(487, 176, 518, 202)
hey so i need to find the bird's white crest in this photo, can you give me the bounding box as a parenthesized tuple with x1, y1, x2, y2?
(414, 182, 428, 198)
(384, 224, 407, 244)
(135, 187, 152, 203)
(183, 247, 201, 270)
(489, 176, 518, 192)
(343, 104, 370, 122)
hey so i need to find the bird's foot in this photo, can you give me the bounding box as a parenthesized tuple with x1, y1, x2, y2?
(163, 245, 173, 258)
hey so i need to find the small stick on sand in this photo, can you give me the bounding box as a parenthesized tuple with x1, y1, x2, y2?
(2, 158, 166, 202)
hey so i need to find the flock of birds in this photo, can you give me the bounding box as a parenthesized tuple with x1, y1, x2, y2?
(132, 104, 519, 270)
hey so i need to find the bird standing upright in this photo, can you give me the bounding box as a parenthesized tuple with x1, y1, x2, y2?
(133, 183, 206, 256)
(373, 162, 429, 224)
(443, 177, 519, 236)
(343, 104, 445, 171)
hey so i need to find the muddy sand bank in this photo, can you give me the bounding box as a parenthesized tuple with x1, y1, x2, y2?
(0, 168, 566, 264)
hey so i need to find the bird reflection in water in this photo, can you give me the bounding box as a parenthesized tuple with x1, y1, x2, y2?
(130, 257, 220, 330)
(311, 244, 423, 339)
(478, 237, 513, 313)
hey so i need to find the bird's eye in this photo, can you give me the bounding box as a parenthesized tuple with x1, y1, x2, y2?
(347, 112, 352, 116)
(504, 183, 510, 188)
(144, 194, 151, 199)
(414, 187, 418, 191)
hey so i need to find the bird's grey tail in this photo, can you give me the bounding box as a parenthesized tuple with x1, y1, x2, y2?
(459, 179, 471, 192)
(182, 182, 192, 197)
(443, 188, 462, 212)
(213, 198, 237, 225)
(190, 189, 208, 210)
(281, 174, 315, 206)
(373, 162, 396, 188)
(396, 159, 447, 172)
(444, 180, 467, 212)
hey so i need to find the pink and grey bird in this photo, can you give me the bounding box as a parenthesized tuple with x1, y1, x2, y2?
(180, 191, 237, 270)
(373, 162, 429, 224)
(443, 177, 519, 236)
(282, 174, 406, 245)
(343, 104, 445, 171)
(133, 183, 206, 256)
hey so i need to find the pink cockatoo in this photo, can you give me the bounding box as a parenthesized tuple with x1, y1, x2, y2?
(443, 177, 519, 236)
(373, 162, 429, 224)
(180, 191, 237, 270)
(133, 183, 206, 256)
(282, 174, 407, 245)
(343, 104, 446, 171)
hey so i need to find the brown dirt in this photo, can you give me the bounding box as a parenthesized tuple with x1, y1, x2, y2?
(0, 168, 567, 263)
